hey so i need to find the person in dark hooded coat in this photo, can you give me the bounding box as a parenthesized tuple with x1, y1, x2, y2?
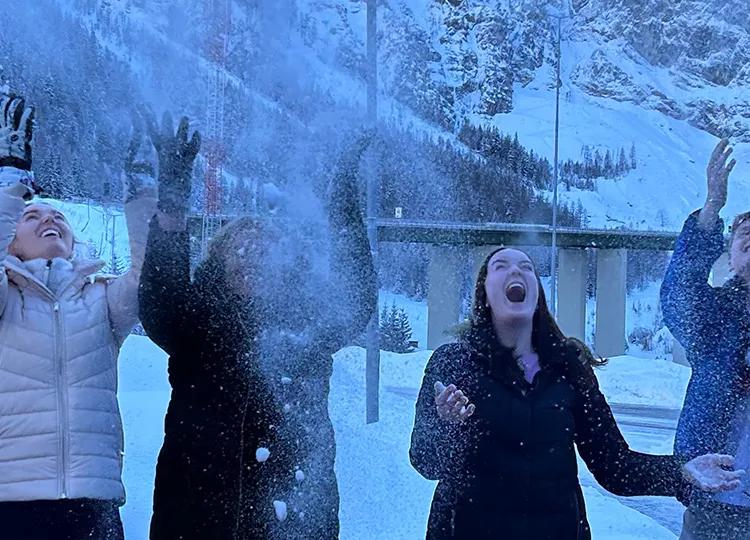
(410, 246, 744, 540)
(138, 116, 376, 540)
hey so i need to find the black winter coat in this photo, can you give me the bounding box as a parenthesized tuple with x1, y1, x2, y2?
(139, 170, 375, 539)
(409, 331, 687, 540)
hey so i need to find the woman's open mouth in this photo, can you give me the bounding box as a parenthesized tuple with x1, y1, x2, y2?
(505, 282, 526, 303)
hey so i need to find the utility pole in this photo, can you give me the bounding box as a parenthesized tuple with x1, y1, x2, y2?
(365, 0, 380, 424)
(549, 0, 573, 316)
(550, 14, 562, 316)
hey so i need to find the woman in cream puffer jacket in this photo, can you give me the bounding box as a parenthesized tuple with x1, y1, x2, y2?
(0, 93, 156, 540)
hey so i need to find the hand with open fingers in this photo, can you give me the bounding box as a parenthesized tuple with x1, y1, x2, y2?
(434, 381, 476, 424)
(705, 138, 736, 212)
(141, 107, 201, 215)
(0, 93, 34, 171)
(682, 453, 746, 493)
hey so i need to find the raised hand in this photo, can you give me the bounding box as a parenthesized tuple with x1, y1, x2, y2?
(683, 453, 745, 493)
(706, 139, 735, 209)
(142, 109, 201, 216)
(0, 93, 34, 171)
(434, 381, 476, 424)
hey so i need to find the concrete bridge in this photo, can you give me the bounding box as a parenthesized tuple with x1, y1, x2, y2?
(188, 215, 731, 364)
(378, 219, 731, 364)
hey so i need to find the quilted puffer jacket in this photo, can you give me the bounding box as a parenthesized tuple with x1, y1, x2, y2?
(0, 166, 154, 503)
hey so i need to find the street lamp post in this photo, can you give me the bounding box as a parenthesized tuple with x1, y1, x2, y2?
(550, 14, 562, 316)
(365, 0, 380, 424)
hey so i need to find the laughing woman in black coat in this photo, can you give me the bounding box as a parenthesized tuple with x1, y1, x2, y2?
(138, 118, 376, 540)
(410, 247, 744, 540)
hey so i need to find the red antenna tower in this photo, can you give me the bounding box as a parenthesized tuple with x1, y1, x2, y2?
(202, 0, 230, 253)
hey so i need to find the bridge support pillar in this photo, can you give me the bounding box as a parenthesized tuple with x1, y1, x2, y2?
(595, 249, 627, 358)
(558, 249, 588, 341)
(427, 246, 465, 350)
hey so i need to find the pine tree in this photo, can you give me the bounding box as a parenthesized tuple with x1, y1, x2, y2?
(603, 149, 614, 178)
(593, 149, 603, 178)
(617, 148, 628, 176)
(379, 302, 414, 353)
(581, 145, 593, 179)
(630, 143, 637, 169)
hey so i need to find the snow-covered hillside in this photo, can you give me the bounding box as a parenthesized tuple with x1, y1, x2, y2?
(26, 0, 750, 231)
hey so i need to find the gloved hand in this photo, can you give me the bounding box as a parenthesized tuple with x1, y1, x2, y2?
(0, 93, 34, 171)
(143, 109, 201, 216)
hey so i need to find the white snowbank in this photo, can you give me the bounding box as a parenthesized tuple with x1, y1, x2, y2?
(596, 355, 690, 410)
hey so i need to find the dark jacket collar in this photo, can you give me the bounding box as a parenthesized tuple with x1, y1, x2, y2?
(462, 323, 574, 391)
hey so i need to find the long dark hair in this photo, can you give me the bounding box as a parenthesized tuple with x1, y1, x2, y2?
(467, 247, 606, 384)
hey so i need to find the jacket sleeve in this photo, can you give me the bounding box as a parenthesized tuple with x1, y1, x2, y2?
(106, 194, 158, 345)
(0, 168, 32, 317)
(138, 217, 197, 355)
(574, 365, 687, 497)
(314, 155, 377, 352)
(660, 210, 726, 361)
(409, 345, 467, 481)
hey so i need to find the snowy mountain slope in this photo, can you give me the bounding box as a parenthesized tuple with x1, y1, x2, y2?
(489, 41, 750, 229)
(36, 0, 750, 230)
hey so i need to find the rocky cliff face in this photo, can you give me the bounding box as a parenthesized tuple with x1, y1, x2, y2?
(48, 0, 750, 142)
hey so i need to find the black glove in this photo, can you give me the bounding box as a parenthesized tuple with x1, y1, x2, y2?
(0, 93, 34, 171)
(144, 110, 201, 215)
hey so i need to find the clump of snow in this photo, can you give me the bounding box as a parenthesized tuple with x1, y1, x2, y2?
(273, 500, 288, 522)
(295, 470, 305, 482)
(281, 376, 292, 385)
(256, 447, 271, 463)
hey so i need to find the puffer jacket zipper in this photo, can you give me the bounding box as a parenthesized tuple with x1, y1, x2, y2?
(47, 260, 69, 498)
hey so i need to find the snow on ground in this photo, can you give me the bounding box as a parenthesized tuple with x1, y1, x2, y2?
(118, 335, 684, 539)
(583, 487, 676, 540)
(596, 356, 689, 410)
(117, 337, 170, 539)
